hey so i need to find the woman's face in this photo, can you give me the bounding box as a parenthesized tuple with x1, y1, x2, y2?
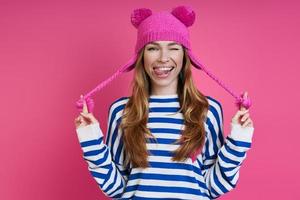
(143, 41, 184, 94)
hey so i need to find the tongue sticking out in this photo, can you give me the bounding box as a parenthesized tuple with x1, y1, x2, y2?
(154, 68, 173, 76)
(154, 69, 169, 75)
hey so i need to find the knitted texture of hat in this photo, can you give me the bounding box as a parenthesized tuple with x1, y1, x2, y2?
(133, 8, 194, 53)
(75, 5, 252, 114)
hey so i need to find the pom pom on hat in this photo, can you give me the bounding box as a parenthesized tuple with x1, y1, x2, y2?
(171, 5, 195, 27)
(131, 8, 152, 28)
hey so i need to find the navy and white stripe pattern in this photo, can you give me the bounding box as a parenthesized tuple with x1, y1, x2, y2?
(76, 94, 254, 199)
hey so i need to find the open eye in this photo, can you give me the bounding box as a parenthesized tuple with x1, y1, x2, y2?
(171, 48, 180, 50)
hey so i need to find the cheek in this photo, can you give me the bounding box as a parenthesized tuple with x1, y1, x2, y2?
(144, 53, 156, 63)
(173, 53, 184, 68)
(143, 53, 157, 71)
(143, 59, 150, 74)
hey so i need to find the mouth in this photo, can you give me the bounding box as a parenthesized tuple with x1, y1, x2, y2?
(152, 66, 175, 78)
(153, 66, 175, 73)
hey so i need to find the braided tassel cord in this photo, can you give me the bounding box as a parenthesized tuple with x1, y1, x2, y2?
(187, 50, 252, 110)
(75, 54, 138, 113)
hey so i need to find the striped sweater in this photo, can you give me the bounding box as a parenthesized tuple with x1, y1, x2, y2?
(76, 94, 254, 199)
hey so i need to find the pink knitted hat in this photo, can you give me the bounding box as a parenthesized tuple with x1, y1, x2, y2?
(76, 5, 252, 113)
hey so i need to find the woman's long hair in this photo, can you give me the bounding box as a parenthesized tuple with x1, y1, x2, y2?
(119, 47, 209, 168)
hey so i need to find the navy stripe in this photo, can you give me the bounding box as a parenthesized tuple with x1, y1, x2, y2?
(227, 137, 251, 148)
(148, 117, 184, 124)
(87, 149, 110, 166)
(224, 142, 246, 157)
(146, 137, 179, 144)
(148, 150, 174, 157)
(208, 97, 224, 147)
(115, 133, 124, 164)
(202, 163, 214, 170)
(149, 107, 180, 112)
(148, 161, 193, 170)
(206, 117, 219, 158)
(219, 150, 241, 166)
(83, 146, 106, 157)
(80, 138, 102, 147)
(149, 97, 179, 103)
(90, 169, 108, 180)
(149, 128, 182, 134)
(110, 117, 122, 161)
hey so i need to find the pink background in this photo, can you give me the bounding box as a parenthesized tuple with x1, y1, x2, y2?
(1, 0, 299, 199)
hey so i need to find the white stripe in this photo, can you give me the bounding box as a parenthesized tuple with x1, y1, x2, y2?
(221, 147, 246, 163)
(149, 112, 183, 118)
(147, 155, 190, 163)
(224, 165, 240, 177)
(82, 144, 103, 152)
(146, 143, 180, 151)
(131, 167, 195, 177)
(148, 133, 181, 140)
(230, 170, 239, 185)
(147, 122, 184, 130)
(149, 102, 180, 108)
(84, 148, 108, 161)
(226, 138, 250, 151)
(134, 191, 209, 200)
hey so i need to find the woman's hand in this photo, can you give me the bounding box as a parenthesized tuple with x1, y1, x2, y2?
(74, 95, 99, 129)
(231, 91, 254, 128)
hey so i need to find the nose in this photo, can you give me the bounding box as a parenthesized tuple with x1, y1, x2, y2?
(158, 49, 170, 63)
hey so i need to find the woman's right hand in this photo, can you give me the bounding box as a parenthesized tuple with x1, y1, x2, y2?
(74, 95, 99, 129)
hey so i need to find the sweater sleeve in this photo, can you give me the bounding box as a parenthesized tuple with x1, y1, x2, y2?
(201, 102, 254, 199)
(76, 101, 129, 199)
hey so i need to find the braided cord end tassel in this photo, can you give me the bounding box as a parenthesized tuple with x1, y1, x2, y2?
(235, 93, 252, 109)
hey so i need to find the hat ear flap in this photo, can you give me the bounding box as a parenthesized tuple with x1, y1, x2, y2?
(131, 8, 152, 28)
(171, 5, 195, 27)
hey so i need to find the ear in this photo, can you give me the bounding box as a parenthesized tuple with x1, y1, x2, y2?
(171, 5, 195, 27)
(131, 8, 152, 28)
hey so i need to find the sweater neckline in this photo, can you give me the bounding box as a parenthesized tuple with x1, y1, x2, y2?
(149, 94, 179, 99)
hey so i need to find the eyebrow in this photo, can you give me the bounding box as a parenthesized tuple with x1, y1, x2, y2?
(148, 42, 181, 46)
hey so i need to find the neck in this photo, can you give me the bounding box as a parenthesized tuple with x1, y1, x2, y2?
(150, 79, 178, 96)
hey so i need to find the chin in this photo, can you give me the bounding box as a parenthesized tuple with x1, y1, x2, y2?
(151, 76, 178, 87)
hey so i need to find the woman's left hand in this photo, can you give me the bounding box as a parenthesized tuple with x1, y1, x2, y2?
(231, 91, 254, 128)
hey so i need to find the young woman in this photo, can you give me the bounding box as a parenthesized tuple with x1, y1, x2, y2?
(74, 6, 254, 200)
